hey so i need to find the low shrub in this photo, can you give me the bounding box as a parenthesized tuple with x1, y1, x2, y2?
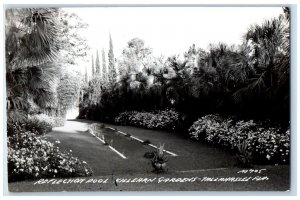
(53, 116, 65, 127)
(23, 114, 65, 136)
(188, 114, 290, 164)
(7, 122, 93, 182)
(25, 116, 53, 136)
(115, 111, 138, 126)
(32, 114, 65, 127)
(115, 109, 181, 131)
(151, 144, 168, 173)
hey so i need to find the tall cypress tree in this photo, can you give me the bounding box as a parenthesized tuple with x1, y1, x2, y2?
(95, 50, 100, 74)
(101, 49, 107, 81)
(108, 33, 117, 83)
(85, 66, 88, 82)
(91, 54, 95, 76)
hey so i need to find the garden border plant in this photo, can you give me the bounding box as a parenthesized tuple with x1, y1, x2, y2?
(115, 109, 182, 131)
(7, 121, 93, 182)
(188, 114, 290, 165)
(151, 144, 168, 173)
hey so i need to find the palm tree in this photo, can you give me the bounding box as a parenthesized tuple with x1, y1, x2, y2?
(164, 56, 189, 105)
(6, 8, 59, 67)
(6, 8, 61, 122)
(230, 8, 290, 115)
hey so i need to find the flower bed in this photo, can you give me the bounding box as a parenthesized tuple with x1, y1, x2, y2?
(24, 114, 65, 135)
(7, 122, 93, 182)
(188, 114, 290, 164)
(115, 109, 181, 131)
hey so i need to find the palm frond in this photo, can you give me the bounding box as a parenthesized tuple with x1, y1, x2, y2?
(6, 8, 60, 68)
(225, 53, 251, 87)
(7, 109, 28, 123)
(8, 96, 29, 111)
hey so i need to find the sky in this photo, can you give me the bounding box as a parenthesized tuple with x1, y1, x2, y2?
(65, 7, 283, 57)
(63, 7, 283, 75)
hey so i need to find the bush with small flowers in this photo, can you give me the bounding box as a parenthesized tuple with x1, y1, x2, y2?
(115, 109, 181, 131)
(24, 114, 65, 136)
(24, 116, 53, 136)
(188, 114, 290, 164)
(7, 122, 93, 182)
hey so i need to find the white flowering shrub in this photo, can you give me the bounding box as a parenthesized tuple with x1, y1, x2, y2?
(7, 122, 93, 182)
(30, 114, 56, 125)
(52, 116, 65, 127)
(189, 114, 290, 164)
(115, 109, 181, 131)
(25, 115, 53, 135)
(24, 114, 65, 135)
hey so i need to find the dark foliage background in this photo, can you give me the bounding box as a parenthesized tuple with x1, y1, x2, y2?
(78, 8, 290, 131)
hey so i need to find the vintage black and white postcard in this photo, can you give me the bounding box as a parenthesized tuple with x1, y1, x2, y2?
(5, 6, 291, 192)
